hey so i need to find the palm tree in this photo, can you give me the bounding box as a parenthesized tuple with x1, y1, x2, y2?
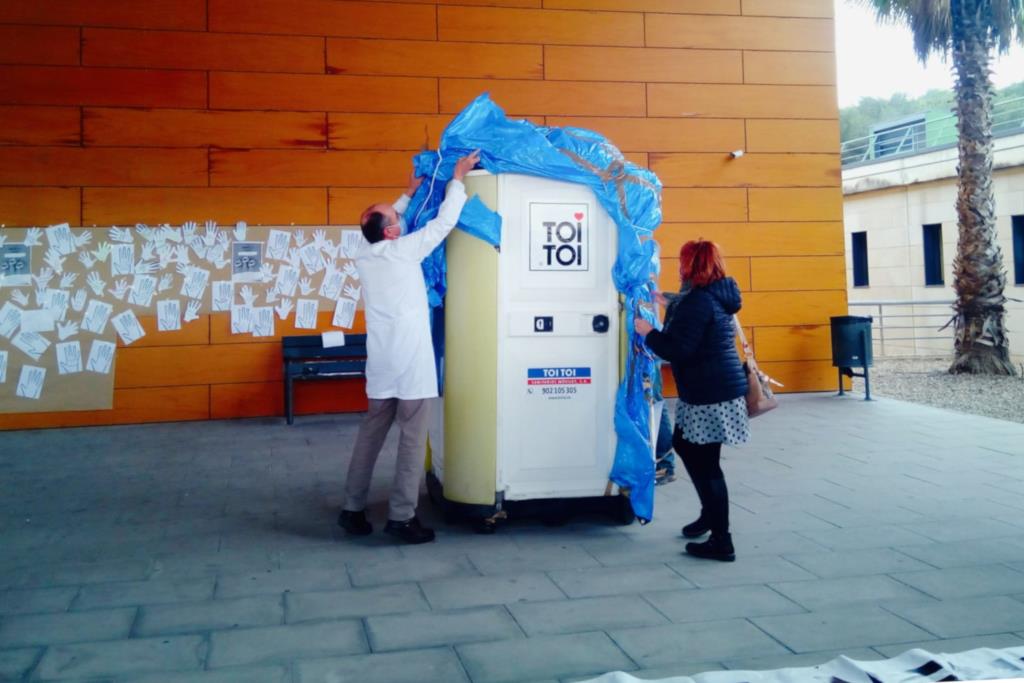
(863, 0, 1022, 374)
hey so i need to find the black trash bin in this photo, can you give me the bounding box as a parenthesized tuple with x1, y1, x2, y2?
(830, 315, 873, 400)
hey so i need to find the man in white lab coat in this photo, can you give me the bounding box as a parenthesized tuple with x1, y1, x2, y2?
(339, 151, 480, 544)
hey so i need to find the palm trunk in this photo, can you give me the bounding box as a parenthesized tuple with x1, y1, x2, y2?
(948, 0, 1016, 375)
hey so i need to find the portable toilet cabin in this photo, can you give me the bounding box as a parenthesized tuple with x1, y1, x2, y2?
(427, 171, 636, 531)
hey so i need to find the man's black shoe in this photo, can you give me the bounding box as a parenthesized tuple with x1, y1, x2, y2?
(338, 509, 372, 536)
(384, 516, 435, 544)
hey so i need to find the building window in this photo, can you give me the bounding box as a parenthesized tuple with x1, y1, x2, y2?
(851, 231, 869, 287)
(923, 223, 944, 286)
(1014, 215, 1024, 286)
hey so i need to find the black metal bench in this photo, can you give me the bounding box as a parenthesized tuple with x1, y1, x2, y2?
(282, 334, 367, 425)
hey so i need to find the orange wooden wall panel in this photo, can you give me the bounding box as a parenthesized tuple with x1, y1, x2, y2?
(545, 117, 745, 153)
(330, 187, 407, 224)
(211, 150, 411, 187)
(745, 120, 840, 153)
(547, 0, 738, 12)
(757, 360, 843, 393)
(662, 188, 748, 222)
(0, 0, 207, 30)
(0, 187, 80, 226)
(440, 79, 646, 116)
(328, 39, 542, 80)
(208, 0, 437, 39)
(743, 51, 837, 86)
(748, 187, 844, 221)
(750, 255, 847, 291)
(0, 0, 846, 428)
(646, 14, 834, 51)
(0, 106, 80, 146)
(649, 83, 839, 119)
(84, 109, 327, 149)
(0, 147, 207, 187)
(438, 6, 644, 46)
(83, 29, 326, 74)
(0, 386, 210, 430)
(742, 0, 834, 18)
(0, 66, 207, 108)
(544, 46, 742, 84)
(650, 153, 840, 188)
(83, 188, 328, 226)
(657, 222, 844, 257)
(0, 25, 80, 66)
(210, 72, 439, 113)
(328, 114, 450, 150)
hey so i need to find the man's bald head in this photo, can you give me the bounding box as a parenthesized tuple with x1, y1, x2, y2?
(360, 203, 400, 244)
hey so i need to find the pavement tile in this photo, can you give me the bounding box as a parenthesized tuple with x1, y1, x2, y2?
(782, 547, 936, 578)
(644, 585, 805, 623)
(873, 632, 1024, 658)
(547, 564, 694, 599)
(208, 620, 367, 668)
(897, 518, 1024, 543)
(136, 595, 283, 636)
(0, 586, 78, 615)
(669, 555, 817, 588)
(287, 584, 429, 623)
(721, 647, 883, 672)
(366, 605, 522, 652)
(348, 555, 478, 588)
(0, 607, 135, 647)
(74, 577, 215, 609)
(35, 635, 205, 681)
(751, 605, 935, 653)
(458, 632, 635, 683)
(729, 531, 831, 556)
(0, 647, 41, 681)
(609, 618, 789, 667)
(890, 564, 1024, 600)
(120, 665, 289, 683)
(768, 575, 934, 610)
(898, 538, 1024, 569)
(796, 525, 934, 551)
(216, 567, 351, 599)
(467, 545, 601, 575)
(420, 572, 565, 610)
(509, 595, 667, 636)
(25, 560, 152, 589)
(885, 596, 1024, 639)
(296, 647, 469, 683)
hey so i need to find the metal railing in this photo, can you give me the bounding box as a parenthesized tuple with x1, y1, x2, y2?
(841, 96, 1024, 166)
(848, 299, 955, 357)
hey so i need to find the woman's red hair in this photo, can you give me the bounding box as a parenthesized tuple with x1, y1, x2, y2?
(679, 239, 726, 287)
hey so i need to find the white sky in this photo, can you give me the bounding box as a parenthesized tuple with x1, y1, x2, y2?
(834, 0, 1024, 107)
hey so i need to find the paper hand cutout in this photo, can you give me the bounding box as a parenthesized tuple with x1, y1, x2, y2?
(184, 300, 201, 322)
(293, 230, 308, 247)
(108, 279, 129, 300)
(234, 221, 247, 241)
(33, 267, 55, 290)
(109, 226, 133, 243)
(343, 283, 362, 301)
(11, 289, 29, 306)
(57, 321, 79, 341)
(298, 278, 314, 295)
(86, 272, 106, 296)
(239, 285, 257, 307)
(74, 230, 92, 248)
(23, 227, 43, 246)
(275, 298, 293, 320)
(44, 249, 65, 274)
(59, 272, 77, 289)
(158, 273, 174, 292)
(71, 289, 87, 312)
(78, 251, 96, 269)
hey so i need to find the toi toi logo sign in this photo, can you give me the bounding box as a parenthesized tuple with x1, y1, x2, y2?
(529, 203, 589, 272)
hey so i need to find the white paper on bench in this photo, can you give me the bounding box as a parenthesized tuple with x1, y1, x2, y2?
(321, 331, 346, 348)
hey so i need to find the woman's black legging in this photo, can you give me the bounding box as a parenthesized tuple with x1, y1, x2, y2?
(672, 429, 724, 480)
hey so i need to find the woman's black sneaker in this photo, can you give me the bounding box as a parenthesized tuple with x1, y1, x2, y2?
(685, 533, 735, 562)
(384, 516, 435, 544)
(681, 516, 710, 538)
(338, 509, 372, 536)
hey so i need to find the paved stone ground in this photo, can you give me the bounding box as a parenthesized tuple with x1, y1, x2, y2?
(2, 394, 1024, 683)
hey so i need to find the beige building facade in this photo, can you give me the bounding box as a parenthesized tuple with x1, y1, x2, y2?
(842, 132, 1024, 361)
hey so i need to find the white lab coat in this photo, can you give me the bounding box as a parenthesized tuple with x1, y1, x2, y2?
(353, 180, 468, 400)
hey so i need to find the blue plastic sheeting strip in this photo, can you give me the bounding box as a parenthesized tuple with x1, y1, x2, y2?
(404, 93, 663, 523)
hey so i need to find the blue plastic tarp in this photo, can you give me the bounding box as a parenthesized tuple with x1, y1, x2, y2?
(404, 94, 663, 523)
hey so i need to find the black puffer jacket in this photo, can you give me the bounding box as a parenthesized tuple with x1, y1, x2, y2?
(644, 277, 747, 406)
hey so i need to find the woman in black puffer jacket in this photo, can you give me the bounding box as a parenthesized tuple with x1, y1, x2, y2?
(635, 239, 749, 562)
